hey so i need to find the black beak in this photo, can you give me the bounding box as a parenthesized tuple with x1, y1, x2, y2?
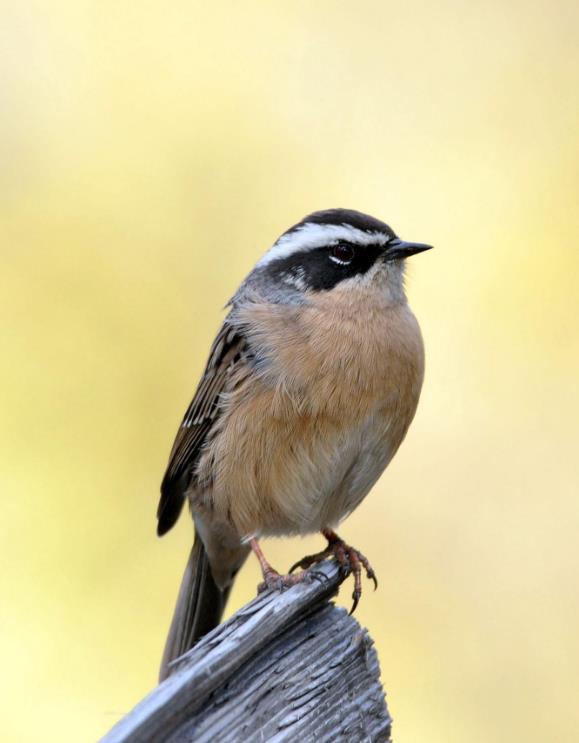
(386, 238, 433, 260)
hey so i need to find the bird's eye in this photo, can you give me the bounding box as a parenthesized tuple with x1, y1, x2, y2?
(329, 243, 355, 265)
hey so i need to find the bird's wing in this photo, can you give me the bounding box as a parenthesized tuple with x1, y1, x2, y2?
(157, 321, 247, 536)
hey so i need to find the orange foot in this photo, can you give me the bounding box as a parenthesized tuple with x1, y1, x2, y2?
(289, 529, 378, 614)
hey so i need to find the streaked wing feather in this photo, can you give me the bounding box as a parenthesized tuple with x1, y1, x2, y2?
(157, 322, 245, 536)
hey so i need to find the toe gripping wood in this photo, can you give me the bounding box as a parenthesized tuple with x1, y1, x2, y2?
(101, 560, 392, 743)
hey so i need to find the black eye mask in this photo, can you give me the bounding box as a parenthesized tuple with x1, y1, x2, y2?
(265, 243, 385, 292)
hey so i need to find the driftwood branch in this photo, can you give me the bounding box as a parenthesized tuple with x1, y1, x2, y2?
(102, 560, 392, 742)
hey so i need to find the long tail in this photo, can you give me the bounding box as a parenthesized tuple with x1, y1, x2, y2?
(159, 535, 235, 681)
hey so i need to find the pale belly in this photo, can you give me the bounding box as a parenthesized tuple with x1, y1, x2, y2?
(194, 293, 424, 541)
(196, 398, 407, 540)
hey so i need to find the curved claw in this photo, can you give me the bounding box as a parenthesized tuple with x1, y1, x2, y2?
(288, 559, 302, 574)
(288, 548, 332, 574)
(288, 531, 378, 612)
(355, 549, 378, 591)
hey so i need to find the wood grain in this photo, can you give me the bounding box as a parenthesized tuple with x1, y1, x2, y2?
(101, 560, 391, 742)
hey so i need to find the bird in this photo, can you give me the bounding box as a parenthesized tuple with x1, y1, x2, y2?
(157, 208, 431, 680)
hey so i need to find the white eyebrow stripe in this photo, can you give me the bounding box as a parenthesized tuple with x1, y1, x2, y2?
(256, 222, 391, 268)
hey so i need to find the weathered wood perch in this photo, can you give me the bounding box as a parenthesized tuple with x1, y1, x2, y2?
(102, 560, 392, 742)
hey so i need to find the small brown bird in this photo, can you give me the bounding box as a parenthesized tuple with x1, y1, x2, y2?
(157, 209, 431, 680)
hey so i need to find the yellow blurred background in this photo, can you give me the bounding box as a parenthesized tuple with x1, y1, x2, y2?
(1, 1, 578, 740)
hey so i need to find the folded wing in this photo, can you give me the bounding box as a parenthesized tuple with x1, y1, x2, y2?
(157, 321, 247, 536)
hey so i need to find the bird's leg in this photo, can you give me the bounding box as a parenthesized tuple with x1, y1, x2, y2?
(249, 538, 310, 593)
(289, 528, 378, 613)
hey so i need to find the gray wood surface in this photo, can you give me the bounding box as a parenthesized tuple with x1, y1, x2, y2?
(102, 560, 392, 743)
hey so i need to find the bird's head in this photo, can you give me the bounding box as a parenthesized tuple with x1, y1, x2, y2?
(249, 208, 432, 306)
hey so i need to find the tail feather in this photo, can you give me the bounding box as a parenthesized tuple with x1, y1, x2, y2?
(159, 536, 232, 681)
